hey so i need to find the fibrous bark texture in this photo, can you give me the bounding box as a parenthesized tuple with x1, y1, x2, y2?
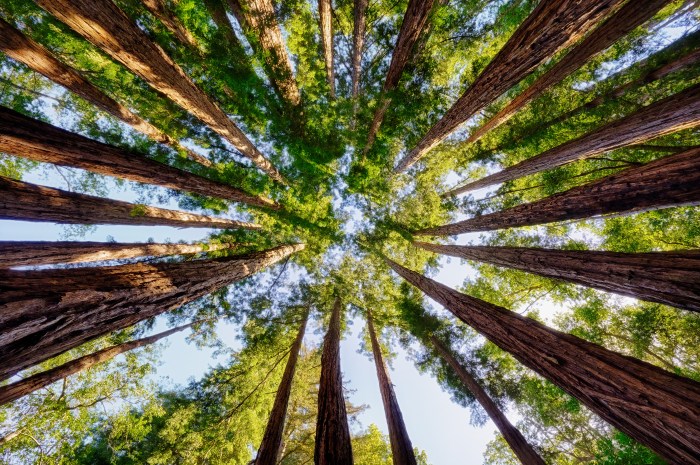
(417, 146, 700, 235)
(255, 309, 309, 465)
(351, 0, 368, 100)
(0, 322, 192, 406)
(0, 176, 260, 230)
(395, 0, 629, 173)
(385, 257, 700, 465)
(314, 297, 353, 465)
(415, 242, 700, 313)
(0, 17, 211, 167)
(0, 107, 278, 210)
(0, 244, 303, 380)
(318, 0, 335, 98)
(141, 0, 200, 50)
(34, 0, 285, 183)
(367, 310, 417, 465)
(430, 335, 545, 465)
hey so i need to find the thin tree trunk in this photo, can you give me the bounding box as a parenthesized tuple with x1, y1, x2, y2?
(395, 0, 629, 173)
(0, 243, 303, 380)
(0, 322, 193, 406)
(314, 297, 353, 465)
(418, 146, 700, 236)
(203, 0, 246, 54)
(0, 241, 232, 268)
(415, 242, 700, 313)
(384, 257, 700, 465)
(255, 309, 309, 465)
(34, 0, 286, 183)
(141, 0, 200, 50)
(429, 335, 545, 465)
(0, 17, 211, 167)
(0, 176, 260, 230)
(318, 0, 335, 99)
(367, 309, 417, 465)
(351, 0, 368, 100)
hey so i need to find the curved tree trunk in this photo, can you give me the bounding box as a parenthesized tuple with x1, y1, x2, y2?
(314, 297, 353, 465)
(34, 0, 286, 183)
(384, 257, 700, 465)
(255, 309, 309, 465)
(429, 335, 545, 465)
(0, 243, 303, 380)
(0, 17, 211, 167)
(141, 0, 200, 50)
(0, 322, 193, 406)
(395, 0, 628, 173)
(318, 0, 335, 99)
(367, 309, 417, 465)
(351, 0, 368, 100)
(417, 146, 700, 236)
(415, 242, 700, 313)
(0, 176, 260, 230)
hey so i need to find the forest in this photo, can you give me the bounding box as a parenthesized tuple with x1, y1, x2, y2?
(0, 0, 699, 464)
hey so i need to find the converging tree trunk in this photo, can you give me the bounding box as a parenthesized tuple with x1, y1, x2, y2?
(395, 0, 629, 173)
(255, 309, 309, 465)
(429, 335, 545, 465)
(351, 0, 368, 100)
(203, 0, 247, 55)
(0, 243, 303, 380)
(367, 309, 417, 465)
(0, 176, 260, 230)
(318, 0, 335, 99)
(415, 242, 700, 313)
(0, 106, 278, 210)
(0, 322, 193, 406)
(141, 0, 200, 50)
(34, 0, 286, 183)
(384, 257, 700, 464)
(418, 146, 700, 236)
(315, 297, 353, 465)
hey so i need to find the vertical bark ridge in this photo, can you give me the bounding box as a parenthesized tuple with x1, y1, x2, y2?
(318, 0, 335, 99)
(141, 0, 200, 50)
(351, 0, 368, 100)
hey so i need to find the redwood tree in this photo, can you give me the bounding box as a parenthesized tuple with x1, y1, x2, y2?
(318, 0, 335, 99)
(351, 0, 368, 100)
(141, 0, 200, 50)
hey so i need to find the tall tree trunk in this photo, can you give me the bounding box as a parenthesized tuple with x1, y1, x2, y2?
(318, 0, 335, 99)
(417, 146, 700, 236)
(34, 0, 286, 183)
(0, 322, 193, 406)
(255, 309, 309, 465)
(384, 257, 700, 465)
(367, 309, 417, 465)
(414, 242, 700, 313)
(395, 0, 629, 173)
(449, 83, 700, 194)
(0, 176, 260, 230)
(203, 0, 246, 55)
(429, 335, 545, 465)
(0, 243, 303, 380)
(464, 0, 671, 146)
(0, 241, 232, 268)
(141, 0, 200, 50)
(351, 0, 368, 100)
(314, 297, 353, 465)
(0, 107, 278, 210)
(0, 17, 211, 167)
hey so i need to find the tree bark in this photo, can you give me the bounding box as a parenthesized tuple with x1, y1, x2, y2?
(0, 176, 260, 230)
(351, 0, 368, 100)
(384, 257, 700, 465)
(141, 0, 200, 50)
(367, 309, 417, 465)
(314, 296, 353, 465)
(255, 309, 309, 465)
(318, 0, 335, 99)
(0, 241, 232, 268)
(0, 17, 211, 167)
(417, 146, 700, 236)
(0, 243, 303, 380)
(415, 242, 700, 313)
(0, 106, 278, 210)
(395, 0, 629, 173)
(0, 322, 193, 406)
(429, 335, 545, 465)
(34, 0, 286, 183)
(449, 83, 700, 194)
(203, 0, 246, 55)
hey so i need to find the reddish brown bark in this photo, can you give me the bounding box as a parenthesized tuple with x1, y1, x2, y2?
(395, 0, 629, 173)
(255, 309, 309, 465)
(351, 0, 368, 100)
(0, 322, 193, 406)
(418, 146, 700, 236)
(142, 0, 200, 50)
(318, 0, 335, 99)
(367, 310, 417, 465)
(0, 176, 260, 230)
(34, 0, 286, 183)
(314, 297, 353, 465)
(385, 257, 700, 464)
(429, 335, 545, 465)
(0, 244, 303, 380)
(415, 242, 700, 313)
